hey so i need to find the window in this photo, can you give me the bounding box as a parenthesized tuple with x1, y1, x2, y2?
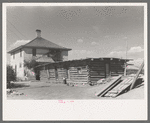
(20, 49, 22, 57)
(20, 63, 22, 68)
(32, 48, 36, 56)
(77, 67, 82, 74)
(13, 53, 15, 59)
(66, 68, 70, 79)
(15, 65, 17, 73)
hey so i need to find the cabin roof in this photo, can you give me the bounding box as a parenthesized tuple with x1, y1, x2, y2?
(35, 57, 132, 69)
(7, 37, 72, 53)
(35, 55, 55, 63)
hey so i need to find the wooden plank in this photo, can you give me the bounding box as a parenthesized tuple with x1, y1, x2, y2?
(89, 65, 105, 67)
(70, 74, 88, 77)
(90, 71, 105, 73)
(108, 78, 134, 97)
(107, 90, 118, 94)
(70, 77, 88, 79)
(90, 67, 105, 69)
(89, 70, 105, 73)
(111, 78, 132, 90)
(104, 92, 111, 97)
(130, 61, 144, 90)
(90, 74, 105, 76)
(90, 77, 104, 79)
(96, 75, 122, 97)
(90, 75, 105, 78)
(70, 78, 88, 80)
(69, 80, 88, 82)
(90, 78, 105, 81)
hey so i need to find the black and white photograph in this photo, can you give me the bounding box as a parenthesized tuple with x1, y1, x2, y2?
(3, 3, 147, 120)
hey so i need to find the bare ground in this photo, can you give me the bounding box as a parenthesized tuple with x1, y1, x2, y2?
(7, 81, 144, 100)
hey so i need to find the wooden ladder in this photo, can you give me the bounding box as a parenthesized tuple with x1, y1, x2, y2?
(104, 77, 134, 97)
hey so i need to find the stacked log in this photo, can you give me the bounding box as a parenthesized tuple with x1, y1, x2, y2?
(89, 61, 106, 84)
(110, 62, 124, 76)
(69, 66, 88, 83)
(48, 69, 56, 82)
(40, 70, 49, 82)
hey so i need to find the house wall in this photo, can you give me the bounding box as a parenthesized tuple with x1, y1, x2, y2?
(10, 49, 24, 79)
(23, 48, 33, 61)
(23, 48, 49, 61)
(23, 48, 68, 62)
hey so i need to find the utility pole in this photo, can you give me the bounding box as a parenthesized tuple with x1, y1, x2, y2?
(130, 61, 144, 90)
(124, 39, 128, 76)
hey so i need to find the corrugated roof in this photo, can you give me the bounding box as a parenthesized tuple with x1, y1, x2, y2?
(36, 56, 54, 63)
(8, 37, 71, 53)
(35, 57, 131, 68)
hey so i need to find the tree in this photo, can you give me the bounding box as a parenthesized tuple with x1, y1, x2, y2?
(7, 65, 16, 88)
(24, 59, 40, 80)
(24, 59, 39, 70)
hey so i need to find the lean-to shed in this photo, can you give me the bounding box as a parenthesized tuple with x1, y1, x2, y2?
(35, 58, 130, 85)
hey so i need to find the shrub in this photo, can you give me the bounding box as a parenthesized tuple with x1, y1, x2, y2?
(7, 65, 16, 88)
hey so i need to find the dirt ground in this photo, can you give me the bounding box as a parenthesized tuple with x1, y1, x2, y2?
(7, 81, 144, 100)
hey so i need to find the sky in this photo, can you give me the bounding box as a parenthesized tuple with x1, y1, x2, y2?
(6, 5, 144, 66)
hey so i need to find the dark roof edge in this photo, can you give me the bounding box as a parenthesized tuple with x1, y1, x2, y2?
(24, 37, 71, 50)
(7, 46, 23, 54)
(23, 46, 72, 51)
(7, 37, 72, 53)
(35, 57, 132, 69)
(8, 46, 71, 53)
(7, 45, 72, 53)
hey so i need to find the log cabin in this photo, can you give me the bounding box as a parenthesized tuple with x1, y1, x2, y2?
(35, 57, 130, 85)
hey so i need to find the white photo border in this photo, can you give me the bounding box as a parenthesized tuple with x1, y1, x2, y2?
(2, 3, 148, 121)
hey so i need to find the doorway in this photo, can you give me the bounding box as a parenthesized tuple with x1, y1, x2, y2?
(36, 71, 40, 80)
(105, 63, 110, 78)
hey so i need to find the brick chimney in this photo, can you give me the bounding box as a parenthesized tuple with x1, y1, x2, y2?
(36, 29, 41, 38)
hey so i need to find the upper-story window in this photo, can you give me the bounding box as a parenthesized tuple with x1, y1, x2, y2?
(32, 48, 36, 56)
(19, 63, 22, 68)
(13, 53, 15, 59)
(20, 49, 22, 57)
(77, 67, 82, 74)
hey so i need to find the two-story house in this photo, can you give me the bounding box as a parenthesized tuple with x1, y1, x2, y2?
(7, 29, 71, 80)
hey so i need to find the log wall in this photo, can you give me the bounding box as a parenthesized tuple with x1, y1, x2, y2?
(40, 70, 48, 82)
(69, 66, 89, 83)
(35, 58, 126, 85)
(89, 60, 106, 84)
(110, 61, 124, 76)
(46, 68, 67, 83)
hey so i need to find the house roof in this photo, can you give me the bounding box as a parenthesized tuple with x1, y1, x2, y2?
(8, 40, 31, 53)
(24, 37, 71, 50)
(8, 35, 71, 53)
